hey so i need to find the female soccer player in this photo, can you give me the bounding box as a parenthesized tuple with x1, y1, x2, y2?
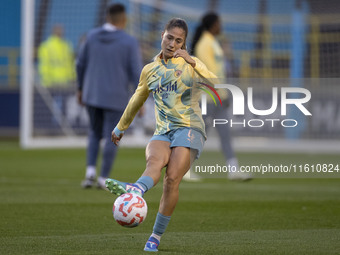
(105, 18, 216, 252)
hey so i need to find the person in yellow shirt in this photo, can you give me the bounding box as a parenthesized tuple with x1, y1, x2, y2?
(191, 12, 251, 181)
(38, 24, 75, 128)
(38, 24, 75, 87)
(192, 13, 224, 78)
(105, 18, 216, 252)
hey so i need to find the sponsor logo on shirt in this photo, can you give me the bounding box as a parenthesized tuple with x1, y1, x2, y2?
(154, 81, 178, 94)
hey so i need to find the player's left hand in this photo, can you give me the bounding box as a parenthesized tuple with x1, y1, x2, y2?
(173, 49, 196, 68)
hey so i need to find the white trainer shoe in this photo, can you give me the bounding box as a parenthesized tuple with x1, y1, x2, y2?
(182, 170, 202, 182)
(97, 176, 109, 191)
(227, 158, 252, 181)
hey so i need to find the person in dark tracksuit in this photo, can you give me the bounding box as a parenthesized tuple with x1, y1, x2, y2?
(76, 3, 142, 189)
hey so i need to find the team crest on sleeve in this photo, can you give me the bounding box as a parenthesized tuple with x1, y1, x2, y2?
(174, 70, 182, 78)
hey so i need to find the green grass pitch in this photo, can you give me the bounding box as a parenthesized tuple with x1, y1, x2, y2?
(0, 141, 339, 254)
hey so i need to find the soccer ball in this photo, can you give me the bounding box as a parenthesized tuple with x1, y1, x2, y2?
(112, 192, 148, 228)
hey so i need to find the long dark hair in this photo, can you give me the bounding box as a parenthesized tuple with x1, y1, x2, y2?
(191, 12, 219, 54)
(164, 18, 188, 50)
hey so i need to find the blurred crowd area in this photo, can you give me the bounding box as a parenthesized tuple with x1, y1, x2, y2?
(1, 0, 340, 89)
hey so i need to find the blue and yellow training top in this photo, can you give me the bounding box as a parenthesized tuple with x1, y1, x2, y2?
(116, 54, 217, 138)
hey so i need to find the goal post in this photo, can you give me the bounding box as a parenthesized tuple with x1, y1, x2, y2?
(20, 0, 90, 149)
(20, 0, 35, 148)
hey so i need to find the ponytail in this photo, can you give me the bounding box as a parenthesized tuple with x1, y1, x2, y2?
(190, 12, 219, 55)
(191, 24, 205, 55)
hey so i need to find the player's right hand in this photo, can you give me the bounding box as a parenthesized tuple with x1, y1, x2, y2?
(111, 130, 124, 146)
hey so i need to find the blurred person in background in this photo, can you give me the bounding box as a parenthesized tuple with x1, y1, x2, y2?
(76, 3, 142, 189)
(38, 24, 75, 87)
(220, 36, 239, 78)
(190, 12, 251, 181)
(38, 24, 75, 127)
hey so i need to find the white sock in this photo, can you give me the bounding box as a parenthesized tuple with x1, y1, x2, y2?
(227, 158, 239, 172)
(86, 166, 96, 179)
(151, 233, 161, 242)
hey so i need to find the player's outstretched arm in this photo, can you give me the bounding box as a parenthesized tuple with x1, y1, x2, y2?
(111, 67, 150, 146)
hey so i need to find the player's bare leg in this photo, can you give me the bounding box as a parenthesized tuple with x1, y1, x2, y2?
(159, 146, 196, 215)
(144, 146, 197, 252)
(142, 140, 171, 185)
(106, 140, 170, 196)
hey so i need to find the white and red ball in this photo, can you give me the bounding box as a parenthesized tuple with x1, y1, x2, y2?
(113, 193, 147, 228)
